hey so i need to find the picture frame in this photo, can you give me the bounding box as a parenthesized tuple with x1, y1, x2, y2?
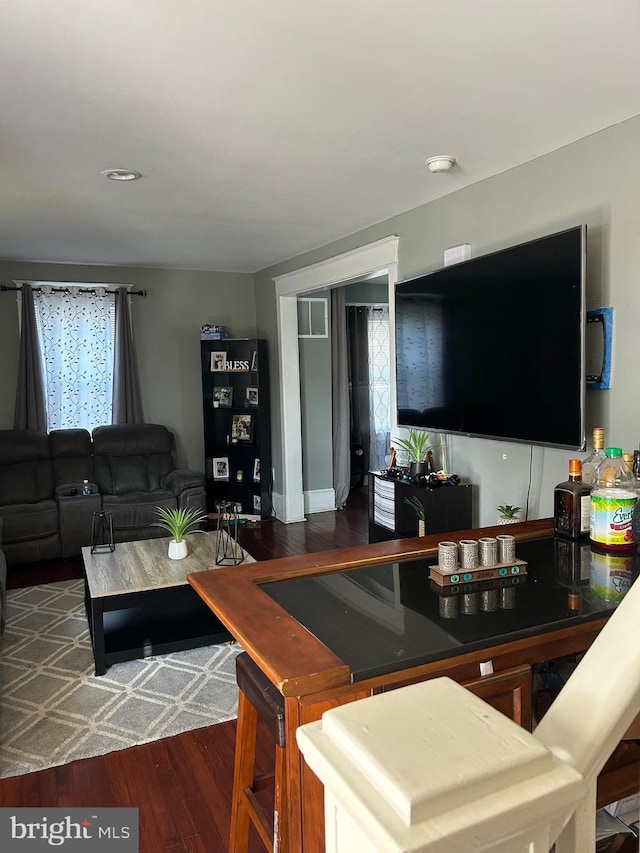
(245, 386, 258, 406)
(253, 494, 261, 514)
(212, 457, 230, 480)
(210, 351, 227, 372)
(253, 457, 261, 482)
(213, 386, 233, 407)
(231, 413, 253, 442)
(250, 350, 258, 371)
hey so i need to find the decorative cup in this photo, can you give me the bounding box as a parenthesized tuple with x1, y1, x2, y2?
(478, 537, 498, 567)
(497, 533, 516, 563)
(459, 539, 479, 569)
(438, 541, 458, 571)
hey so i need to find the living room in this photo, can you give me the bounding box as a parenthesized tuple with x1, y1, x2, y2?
(1, 2, 640, 851)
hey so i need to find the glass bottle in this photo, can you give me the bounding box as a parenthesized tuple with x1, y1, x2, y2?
(554, 459, 590, 539)
(582, 427, 605, 486)
(82, 479, 91, 496)
(590, 448, 638, 552)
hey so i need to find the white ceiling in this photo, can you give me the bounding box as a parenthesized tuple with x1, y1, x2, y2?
(1, 0, 639, 273)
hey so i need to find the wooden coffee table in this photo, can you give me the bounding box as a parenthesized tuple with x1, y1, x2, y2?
(82, 532, 252, 675)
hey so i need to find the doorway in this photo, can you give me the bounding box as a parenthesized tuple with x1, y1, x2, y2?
(273, 236, 399, 523)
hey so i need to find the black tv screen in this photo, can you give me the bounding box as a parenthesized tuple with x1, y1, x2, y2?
(395, 225, 586, 449)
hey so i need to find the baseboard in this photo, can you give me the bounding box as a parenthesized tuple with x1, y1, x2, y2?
(304, 488, 336, 515)
(272, 490, 306, 524)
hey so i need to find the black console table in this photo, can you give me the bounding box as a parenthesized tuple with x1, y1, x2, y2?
(368, 471, 472, 542)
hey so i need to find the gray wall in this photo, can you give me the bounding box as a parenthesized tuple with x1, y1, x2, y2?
(0, 261, 255, 471)
(255, 114, 640, 526)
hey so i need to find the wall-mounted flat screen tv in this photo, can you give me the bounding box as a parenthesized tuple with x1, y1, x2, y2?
(395, 225, 586, 449)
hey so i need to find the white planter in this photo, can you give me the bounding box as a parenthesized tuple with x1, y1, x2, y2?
(168, 539, 189, 560)
(497, 516, 521, 525)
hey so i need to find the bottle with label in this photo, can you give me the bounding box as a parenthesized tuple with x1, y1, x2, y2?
(82, 479, 91, 496)
(582, 427, 605, 486)
(590, 448, 638, 552)
(554, 459, 590, 538)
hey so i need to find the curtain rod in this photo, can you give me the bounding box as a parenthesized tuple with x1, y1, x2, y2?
(1, 284, 146, 296)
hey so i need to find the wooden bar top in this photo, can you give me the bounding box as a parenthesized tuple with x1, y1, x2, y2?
(187, 518, 556, 696)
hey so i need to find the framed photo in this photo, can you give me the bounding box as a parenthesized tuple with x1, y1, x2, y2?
(253, 458, 261, 482)
(250, 350, 258, 371)
(253, 494, 261, 514)
(231, 413, 253, 442)
(213, 386, 232, 407)
(212, 457, 230, 480)
(245, 386, 258, 406)
(210, 351, 227, 372)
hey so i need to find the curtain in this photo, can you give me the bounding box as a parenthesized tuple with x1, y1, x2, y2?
(346, 307, 370, 471)
(112, 287, 144, 424)
(347, 305, 391, 474)
(34, 287, 114, 431)
(14, 284, 47, 431)
(366, 306, 391, 471)
(331, 288, 350, 509)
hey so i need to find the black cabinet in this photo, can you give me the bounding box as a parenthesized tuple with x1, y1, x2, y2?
(368, 472, 472, 542)
(201, 338, 271, 519)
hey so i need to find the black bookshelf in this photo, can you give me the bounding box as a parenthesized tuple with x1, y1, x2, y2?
(201, 338, 271, 520)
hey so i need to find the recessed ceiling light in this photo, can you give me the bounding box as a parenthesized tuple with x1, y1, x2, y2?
(425, 156, 456, 173)
(100, 168, 142, 182)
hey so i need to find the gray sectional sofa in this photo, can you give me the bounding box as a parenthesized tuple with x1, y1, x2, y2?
(0, 424, 206, 568)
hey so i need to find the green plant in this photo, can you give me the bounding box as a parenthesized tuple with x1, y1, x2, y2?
(393, 429, 432, 464)
(496, 504, 521, 518)
(404, 496, 425, 520)
(154, 506, 208, 542)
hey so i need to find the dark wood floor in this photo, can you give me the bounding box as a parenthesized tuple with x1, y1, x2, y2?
(0, 489, 370, 852)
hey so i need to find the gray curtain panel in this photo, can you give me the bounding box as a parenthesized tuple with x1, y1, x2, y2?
(331, 288, 350, 509)
(112, 287, 145, 424)
(14, 283, 47, 431)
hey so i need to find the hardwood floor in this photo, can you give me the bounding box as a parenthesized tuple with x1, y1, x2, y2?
(0, 488, 370, 852)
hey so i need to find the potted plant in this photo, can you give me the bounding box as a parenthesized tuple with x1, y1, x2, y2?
(496, 504, 522, 525)
(393, 430, 432, 478)
(155, 506, 208, 559)
(404, 496, 426, 536)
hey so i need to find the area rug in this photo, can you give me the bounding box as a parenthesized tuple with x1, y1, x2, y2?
(0, 580, 244, 779)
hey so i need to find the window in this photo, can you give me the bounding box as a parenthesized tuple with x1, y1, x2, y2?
(297, 297, 329, 338)
(27, 283, 117, 431)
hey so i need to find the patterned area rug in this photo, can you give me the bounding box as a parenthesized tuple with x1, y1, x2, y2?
(0, 580, 243, 779)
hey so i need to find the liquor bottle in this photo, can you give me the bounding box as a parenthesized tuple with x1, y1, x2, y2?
(581, 427, 605, 486)
(590, 448, 638, 552)
(554, 459, 591, 539)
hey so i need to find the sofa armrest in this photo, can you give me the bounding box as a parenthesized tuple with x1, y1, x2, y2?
(56, 487, 102, 557)
(55, 481, 99, 498)
(162, 469, 205, 496)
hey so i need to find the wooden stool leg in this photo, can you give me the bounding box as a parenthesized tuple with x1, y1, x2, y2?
(273, 744, 287, 853)
(230, 690, 259, 853)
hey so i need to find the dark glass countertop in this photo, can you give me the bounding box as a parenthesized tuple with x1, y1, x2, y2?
(260, 536, 639, 682)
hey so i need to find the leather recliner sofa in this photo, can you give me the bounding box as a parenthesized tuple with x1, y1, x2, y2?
(0, 424, 206, 568)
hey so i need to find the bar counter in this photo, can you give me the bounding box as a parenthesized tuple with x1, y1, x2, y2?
(188, 518, 639, 853)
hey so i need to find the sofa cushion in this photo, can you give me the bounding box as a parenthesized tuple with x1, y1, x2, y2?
(49, 428, 93, 486)
(102, 490, 176, 532)
(92, 424, 176, 494)
(0, 501, 59, 544)
(0, 430, 54, 506)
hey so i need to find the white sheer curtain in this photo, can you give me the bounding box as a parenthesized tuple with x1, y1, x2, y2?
(33, 287, 115, 431)
(367, 306, 391, 471)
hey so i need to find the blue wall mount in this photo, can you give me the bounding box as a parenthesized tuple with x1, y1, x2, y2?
(586, 306, 613, 390)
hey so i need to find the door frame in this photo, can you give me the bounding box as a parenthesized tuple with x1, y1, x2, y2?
(273, 236, 400, 523)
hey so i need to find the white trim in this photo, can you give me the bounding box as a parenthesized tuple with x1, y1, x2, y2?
(304, 488, 337, 515)
(273, 236, 399, 523)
